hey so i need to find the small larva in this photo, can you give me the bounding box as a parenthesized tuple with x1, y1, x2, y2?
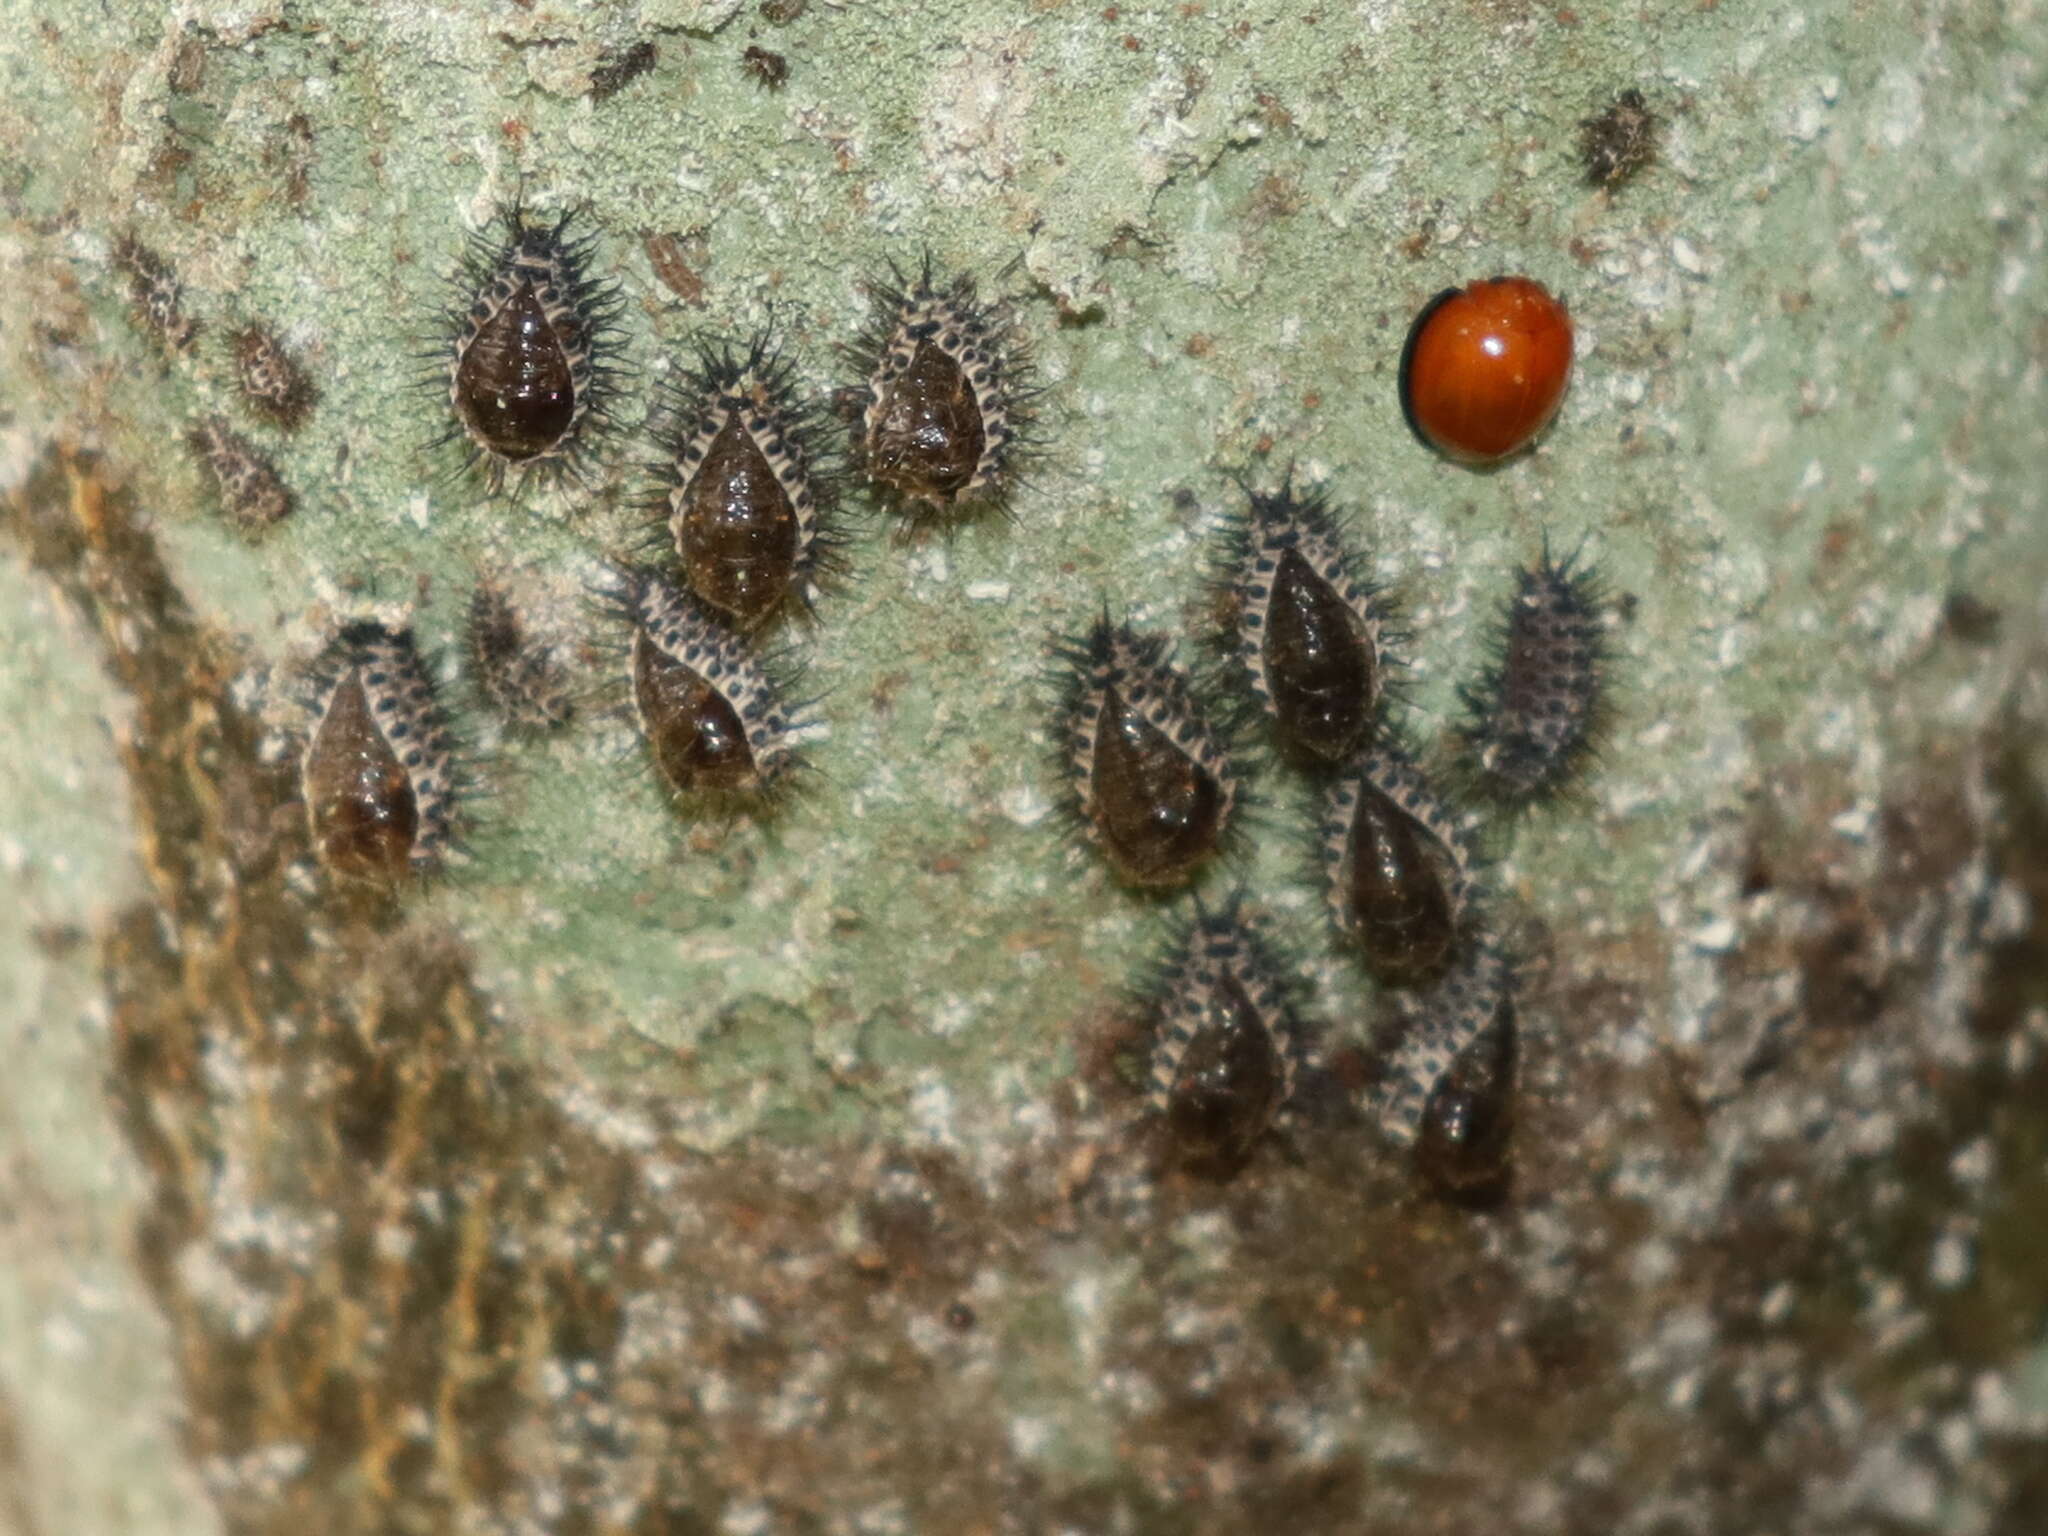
(1459, 542, 1608, 805)
(1136, 896, 1304, 1177)
(230, 323, 317, 432)
(589, 40, 658, 102)
(301, 622, 459, 883)
(742, 45, 789, 89)
(1320, 739, 1471, 988)
(606, 567, 808, 802)
(642, 231, 707, 307)
(112, 233, 198, 354)
(434, 203, 628, 494)
(1579, 87, 1659, 190)
(1218, 475, 1397, 768)
(187, 416, 293, 533)
(1374, 940, 1517, 1201)
(845, 256, 1034, 526)
(651, 325, 842, 629)
(466, 580, 575, 734)
(1052, 614, 1240, 890)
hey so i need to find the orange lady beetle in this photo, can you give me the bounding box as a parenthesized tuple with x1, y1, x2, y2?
(1399, 277, 1573, 466)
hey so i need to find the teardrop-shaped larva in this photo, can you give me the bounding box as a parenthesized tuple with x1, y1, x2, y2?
(1219, 475, 1397, 767)
(1373, 940, 1517, 1203)
(301, 622, 458, 883)
(653, 326, 841, 628)
(435, 204, 627, 493)
(1052, 615, 1240, 889)
(1136, 896, 1304, 1178)
(1321, 740, 1471, 988)
(606, 568, 808, 803)
(1459, 541, 1608, 805)
(845, 256, 1034, 527)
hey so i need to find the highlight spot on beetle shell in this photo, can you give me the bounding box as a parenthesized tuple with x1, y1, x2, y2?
(651, 325, 842, 629)
(606, 568, 808, 803)
(1459, 541, 1609, 806)
(1052, 614, 1240, 889)
(466, 580, 575, 734)
(230, 323, 317, 432)
(187, 416, 293, 534)
(434, 204, 627, 494)
(1218, 474, 1398, 768)
(1321, 739, 1472, 988)
(112, 234, 198, 354)
(845, 255, 1035, 526)
(301, 622, 458, 884)
(1136, 896, 1304, 1179)
(1374, 940, 1516, 1202)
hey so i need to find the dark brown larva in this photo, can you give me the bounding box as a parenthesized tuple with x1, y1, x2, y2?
(653, 327, 840, 629)
(187, 416, 293, 533)
(230, 324, 317, 431)
(845, 257, 1033, 526)
(112, 234, 198, 354)
(301, 622, 457, 883)
(1053, 615, 1238, 889)
(466, 580, 575, 734)
(609, 568, 806, 801)
(1459, 543, 1608, 806)
(437, 205, 626, 493)
(1221, 476, 1396, 767)
(1375, 941, 1516, 1202)
(1139, 897, 1303, 1178)
(1321, 740, 1469, 988)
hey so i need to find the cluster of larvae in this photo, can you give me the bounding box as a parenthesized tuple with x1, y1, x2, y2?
(295, 208, 1036, 883)
(1054, 480, 1608, 1196)
(111, 233, 315, 535)
(120, 199, 1611, 1204)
